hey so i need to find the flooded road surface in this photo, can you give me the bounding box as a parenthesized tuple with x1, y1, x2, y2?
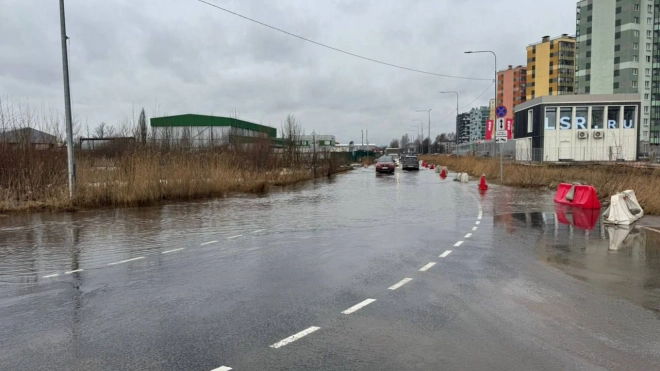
(1, 167, 660, 370)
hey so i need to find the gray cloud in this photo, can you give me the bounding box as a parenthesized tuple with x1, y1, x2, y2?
(0, 0, 578, 145)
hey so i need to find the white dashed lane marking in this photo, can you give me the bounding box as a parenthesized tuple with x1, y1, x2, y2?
(388, 278, 412, 290)
(419, 262, 436, 272)
(65, 269, 83, 274)
(342, 298, 377, 314)
(270, 326, 320, 349)
(440, 250, 452, 258)
(210, 366, 232, 371)
(162, 248, 185, 254)
(454, 241, 464, 247)
(227, 235, 243, 240)
(253, 229, 266, 234)
(200, 240, 218, 246)
(464, 233, 472, 238)
(472, 226, 478, 231)
(108, 257, 144, 266)
(476, 221, 481, 225)
(43, 273, 59, 278)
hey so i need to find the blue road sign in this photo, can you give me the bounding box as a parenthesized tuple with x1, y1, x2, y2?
(495, 105, 507, 118)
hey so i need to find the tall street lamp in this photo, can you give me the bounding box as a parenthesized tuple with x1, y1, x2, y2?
(465, 50, 502, 181)
(440, 91, 459, 156)
(416, 109, 431, 154)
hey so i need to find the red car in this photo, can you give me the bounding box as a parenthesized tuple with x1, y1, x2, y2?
(375, 156, 395, 174)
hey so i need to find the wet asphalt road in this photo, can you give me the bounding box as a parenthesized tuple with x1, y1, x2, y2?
(1, 166, 660, 370)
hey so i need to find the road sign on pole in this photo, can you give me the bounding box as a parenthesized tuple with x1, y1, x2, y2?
(495, 105, 507, 118)
(495, 137, 507, 143)
(496, 118, 505, 131)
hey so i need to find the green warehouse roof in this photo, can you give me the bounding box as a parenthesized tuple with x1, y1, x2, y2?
(150, 114, 277, 138)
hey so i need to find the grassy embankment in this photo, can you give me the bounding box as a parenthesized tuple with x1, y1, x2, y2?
(0, 146, 349, 213)
(420, 155, 660, 215)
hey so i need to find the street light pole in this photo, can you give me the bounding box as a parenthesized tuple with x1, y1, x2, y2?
(440, 91, 459, 157)
(59, 0, 76, 198)
(412, 120, 423, 154)
(416, 109, 431, 154)
(465, 50, 502, 182)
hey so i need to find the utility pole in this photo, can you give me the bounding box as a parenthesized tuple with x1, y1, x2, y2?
(60, 0, 76, 198)
(361, 130, 364, 147)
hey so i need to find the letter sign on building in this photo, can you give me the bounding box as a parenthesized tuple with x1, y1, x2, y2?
(559, 116, 571, 130)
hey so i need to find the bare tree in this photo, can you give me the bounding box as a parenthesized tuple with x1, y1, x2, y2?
(139, 108, 147, 145)
(390, 139, 399, 148)
(281, 114, 303, 166)
(95, 122, 107, 138)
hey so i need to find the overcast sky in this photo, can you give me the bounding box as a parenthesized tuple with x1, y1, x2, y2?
(1, 0, 578, 145)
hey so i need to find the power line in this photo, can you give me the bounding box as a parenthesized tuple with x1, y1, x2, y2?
(196, 0, 492, 82)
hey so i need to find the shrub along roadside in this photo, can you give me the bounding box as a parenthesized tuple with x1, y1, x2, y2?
(420, 155, 660, 215)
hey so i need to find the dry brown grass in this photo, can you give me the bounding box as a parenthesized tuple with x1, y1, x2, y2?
(420, 155, 660, 215)
(0, 146, 345, 213)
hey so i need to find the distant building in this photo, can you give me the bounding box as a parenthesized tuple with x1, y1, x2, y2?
(298, 133, 336, 152)
(469, 106, 490, 142)
(0, 128, 58, 149)
(488, 99, 496, 121)
(575, 0, 654, 151)
(497, 65, 527, 119)
(456, 112, 471, 144)
(526, 34, 576, 100)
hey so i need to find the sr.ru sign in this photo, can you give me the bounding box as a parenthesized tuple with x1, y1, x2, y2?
(545, 117, 635, 130)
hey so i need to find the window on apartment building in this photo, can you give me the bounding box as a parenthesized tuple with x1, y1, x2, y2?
(614, 82, 620, 89)
(614, 69, 620, 77)
(634, 17, 640, 24)
(645, 106, 650, 113)
(528, 110, 534, 133)
(614, 57, 620, 64)
(648, 4, 653, 12)
(585, 86, 590, 93)
(633, 81, 638, 88)
(647, 43, 652, 51)
(633, 42, 639, 49)
(587, 3, 592, 11)
(648, 17, 652, 25)
(587, 51, 592, 58)
(644, 118, 649, 126)
(645, 93, 650, 100)
(587, 39, 592, 46)
(615, 32, 621, 39)
(587, 15, 592, 22)
(633, 68, 639, 75)
(648, 30, 653, 38)
(646, 81, 651, 88)
(634, 55, 639, 62)
(617, 6, 623, 13)
(586, 62, 591, 69)
(634, 30, 640, 38)
(585, 74, 591, 81)
(646, 68, 651, 76)
(549, 87, 553, 94)
(616, 19, 622, 27)
(615, 44, 621, 52)
(634, 4, 640, 11)
(647, 55, 652, 62)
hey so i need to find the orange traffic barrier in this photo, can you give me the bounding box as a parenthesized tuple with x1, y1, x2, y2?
(554, 183, 601, 209)
(478, 174, 488, 191)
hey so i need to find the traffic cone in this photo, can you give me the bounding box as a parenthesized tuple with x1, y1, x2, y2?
(440, 168, 447, 178)
(478, 174, 488, 191)
(430, 164, 435, 170)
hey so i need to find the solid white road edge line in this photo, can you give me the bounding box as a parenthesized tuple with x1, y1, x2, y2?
(440, 250, 452, 258)
(388, 278, 413, 290)
(342, 299, 377, 314)
(454, 241, 464, 247)
(269, 326, 320, 349)
(108, 257, 144, 266)
(465, 233, 473, 238)
(162, 248, 185, 254)
(419, 262, 436, 272)
(65, 269, 83, 274)
(200, 240, 218, 246)
(210, 366, 232, 371)
(43, 273, 59, 278)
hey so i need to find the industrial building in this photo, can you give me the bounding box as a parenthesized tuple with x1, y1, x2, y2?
(150, 114, 277, 147)
(513, 94, 640, 162)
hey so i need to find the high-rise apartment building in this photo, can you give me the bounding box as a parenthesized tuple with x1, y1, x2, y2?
(456, 112, 471, 144)
(497, 65, 527, 119)
(576, 0, 654, 151)
(526, 34, 576, 100)
(469, 106, 490, 142)
(488, 99, 496, 121)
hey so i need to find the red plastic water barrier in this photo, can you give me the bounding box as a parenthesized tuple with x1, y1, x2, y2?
(430, 164, 435, 170)
(422, 161, 427, 168)
(440, 168, 447, 178)
(553, 183, 601, 209)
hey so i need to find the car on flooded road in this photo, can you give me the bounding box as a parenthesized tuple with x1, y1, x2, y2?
(401, 155, 419, 171)
(375, 156, 395, 174)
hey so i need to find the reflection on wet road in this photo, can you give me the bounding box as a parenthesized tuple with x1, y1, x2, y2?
(1, 167, 660, 370)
